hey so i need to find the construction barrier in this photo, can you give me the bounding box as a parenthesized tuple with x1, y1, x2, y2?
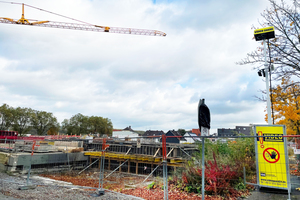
(0, 131, 299, 200)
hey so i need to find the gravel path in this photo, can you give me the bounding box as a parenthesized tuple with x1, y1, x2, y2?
(0, 172, 143, 200)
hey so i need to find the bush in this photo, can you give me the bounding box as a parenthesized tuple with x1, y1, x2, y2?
(196, 138, 256, 174)
(288, 147, 294, 157)
(173, 137, 256, 197)
(147, 182, 156, 189)
(176, 152, 243, 196)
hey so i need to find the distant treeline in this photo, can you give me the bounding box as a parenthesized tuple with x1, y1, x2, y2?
(0, 104, 113, 136)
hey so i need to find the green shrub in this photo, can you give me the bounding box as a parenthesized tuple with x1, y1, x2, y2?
(288, 147, 294, 157)
(147, 182, 156, 189)
(173, 137, 256, 197)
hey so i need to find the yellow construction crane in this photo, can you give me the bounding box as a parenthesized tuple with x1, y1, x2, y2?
(0, 2, 166, 37)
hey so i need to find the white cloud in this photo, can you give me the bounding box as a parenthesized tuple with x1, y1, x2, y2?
(0, 0, 272, 133)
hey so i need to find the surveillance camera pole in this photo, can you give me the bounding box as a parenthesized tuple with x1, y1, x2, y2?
(263, 39, 272, 125)
(254, 26, 274, 125)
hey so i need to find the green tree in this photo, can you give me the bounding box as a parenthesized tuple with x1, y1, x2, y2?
(12, 107, 34, 136)
(61, 119, 71, 134)
(239, 0, 300, 80)
(99, 117, 113, 136)
(177, 129, 186, 136)
(31, 110, 59, 135)
(0, 104, 14, 130)
(62, 114, 113, 136)
(88, 116, 104, 135)
(62, 113, 89, 135)
(87, 116, 113, 136)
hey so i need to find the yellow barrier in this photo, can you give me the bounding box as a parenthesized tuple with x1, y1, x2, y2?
(84, 151, 185, 165)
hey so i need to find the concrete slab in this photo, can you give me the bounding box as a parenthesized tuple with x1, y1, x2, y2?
(247, 175, 300, 200)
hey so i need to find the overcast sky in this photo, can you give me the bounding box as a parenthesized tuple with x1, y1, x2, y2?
(0, 0, 273, 134)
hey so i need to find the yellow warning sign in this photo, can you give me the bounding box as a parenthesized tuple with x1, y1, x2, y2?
(255, 125, 289, 189)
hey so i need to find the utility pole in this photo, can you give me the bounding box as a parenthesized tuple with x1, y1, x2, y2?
(254, 26, 275, 125)
(263, 39, 272, 125)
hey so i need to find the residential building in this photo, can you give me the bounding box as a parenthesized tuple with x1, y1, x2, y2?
(217, 128, 236, 137)
(191, 129, 201, 136)
(236, 126, 252, 136)
(142, 130, 164, 143)
(112, 126, 139, 141)
(217, 125, 251, 137)
(180, 132, 201, 144)
(163, 130, 186, 144)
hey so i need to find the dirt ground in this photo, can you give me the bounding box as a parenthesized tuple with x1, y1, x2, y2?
(2, 167, 300, 200)
(0, 193, 21, 200)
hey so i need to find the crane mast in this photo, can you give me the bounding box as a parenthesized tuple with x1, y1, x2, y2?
(0, 3, 166, 37)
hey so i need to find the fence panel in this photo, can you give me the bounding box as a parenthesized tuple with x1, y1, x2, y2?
(0, 135, 299, 199)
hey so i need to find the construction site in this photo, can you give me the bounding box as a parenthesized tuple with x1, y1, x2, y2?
(3, 1, 300, 200)
(0, 137, 197, 173)
(0, 137, 201, 199)
(1, 138, 195, 172)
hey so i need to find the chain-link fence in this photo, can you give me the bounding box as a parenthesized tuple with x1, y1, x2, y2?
(0, 131, 299, 200)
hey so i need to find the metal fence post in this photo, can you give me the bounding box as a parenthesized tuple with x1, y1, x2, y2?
(98, 138, 106, 195)
(91, 138, 107, 197)
(202, 138, 205, 200)
(243, 166, 246, 187)
(162, 134, 168, 200)
(26, 140, 36, 186)
(66, 145, 70, 170)
(284, 135, 291, 200)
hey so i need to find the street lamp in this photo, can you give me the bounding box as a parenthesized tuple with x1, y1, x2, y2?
(254, 26, 275, 125)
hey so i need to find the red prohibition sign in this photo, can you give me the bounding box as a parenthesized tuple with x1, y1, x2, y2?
(263, 148, 280, 163)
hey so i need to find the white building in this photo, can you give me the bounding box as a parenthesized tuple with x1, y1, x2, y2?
(180, 132, 201, 144)
(112, 130, 139, 141)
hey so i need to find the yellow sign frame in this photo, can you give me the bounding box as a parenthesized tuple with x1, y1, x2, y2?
(254, 125, 290, 190)
(254, 26, 275, 35)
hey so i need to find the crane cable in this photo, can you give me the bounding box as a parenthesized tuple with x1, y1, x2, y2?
(0, 1, 94, 25)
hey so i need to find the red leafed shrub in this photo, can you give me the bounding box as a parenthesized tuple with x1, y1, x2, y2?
(175, 151, 243, 197)
(204, 159, 238, 195)
(182, 172, 188, 184)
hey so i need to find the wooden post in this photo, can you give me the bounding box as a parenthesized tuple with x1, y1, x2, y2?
(136, 162, 138, 174)
(119, 161, 122, 172)
(151, 163, 153, 172)
(128, 161, 130, 173)
(108, 158, 111, 170)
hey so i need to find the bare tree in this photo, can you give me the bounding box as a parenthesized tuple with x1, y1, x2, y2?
(238, 0, 300, 81)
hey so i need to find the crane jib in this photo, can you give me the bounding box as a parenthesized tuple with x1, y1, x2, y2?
(0, 2, 166, 37)
(0, 18, 167, 36)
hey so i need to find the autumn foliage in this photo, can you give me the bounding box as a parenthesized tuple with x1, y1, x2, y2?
(170, 138, 256, 199)
(270, 77, 300, 135)
(173, 152, 243, 198)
